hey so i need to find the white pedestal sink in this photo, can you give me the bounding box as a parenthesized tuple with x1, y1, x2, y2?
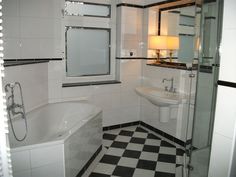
(135, 87, 186, 122)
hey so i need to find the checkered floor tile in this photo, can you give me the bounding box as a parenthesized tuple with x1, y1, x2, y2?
(89, 125, 184, 177)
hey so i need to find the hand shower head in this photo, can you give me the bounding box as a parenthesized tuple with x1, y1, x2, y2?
(5, 82, 17, 92)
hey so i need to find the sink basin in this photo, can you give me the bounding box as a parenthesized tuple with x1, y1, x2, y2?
(135, 86, 186, 123)
(135, 87, 185, 107)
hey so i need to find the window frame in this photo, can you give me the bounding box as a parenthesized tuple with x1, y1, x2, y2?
(62, 0, 116, 84)
(65, 26, 111, 77)
(65, 1, 111, 18)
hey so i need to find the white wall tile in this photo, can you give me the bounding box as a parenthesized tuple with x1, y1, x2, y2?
(3, 0, 62, 59)
(61, 86, 93, 100)
(2, 17, 20, 38)
(39, 18, 61, 39)
(91, 93, 113, 111)
(39, 38, 62, 58)
(92, 84, 121, 95)
(222, 0, 236, 29)
(20, 0, 44, 17)
(4, 63, 48, 112)
(3, 38, 21, 59)
(120, 105, 140, 123)
(20, 17, 42, 38)
(19, 0, 62, 18)
(102, 108, 123, 127)
(209, 1, 236, 175)
(118, 7, 144, 57)
(20, 38, 41, 58)
(48, 79, 62, 100)
(120, 60, 142, 77)
(2, 0, 19, 17)
(219, 28, 236, 83)
(214, 86, 236, 139)
(208, 133, 233, 177)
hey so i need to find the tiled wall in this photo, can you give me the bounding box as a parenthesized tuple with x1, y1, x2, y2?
(208, 0, 236, 176)
(48, 59, 142, 127)
(2, 0, 62, 59)
(3, 63, 48, 113)
(116, 6, 144, 57)
(2, 0, 143, 127)
(3, 0, 195, 134)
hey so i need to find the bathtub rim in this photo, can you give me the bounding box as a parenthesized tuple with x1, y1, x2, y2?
(10, 101, 102, 153)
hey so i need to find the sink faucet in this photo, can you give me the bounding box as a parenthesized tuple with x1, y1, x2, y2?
(162, 77, 175, 93)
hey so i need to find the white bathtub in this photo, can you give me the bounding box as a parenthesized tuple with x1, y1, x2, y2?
(9, 101, 103, 177)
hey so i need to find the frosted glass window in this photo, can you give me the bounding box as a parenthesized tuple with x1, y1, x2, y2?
(65, 1, 110, 17)
(66, 27, 110, 77)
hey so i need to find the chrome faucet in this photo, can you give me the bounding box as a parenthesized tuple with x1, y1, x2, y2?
(5, 82, 28, 141)
(5, 82, 26, 118)
(162, 77, 176, 93)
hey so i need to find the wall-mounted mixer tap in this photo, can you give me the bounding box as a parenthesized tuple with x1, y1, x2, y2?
(5, 82, 28, 141)
(5, 82, 25, 118)
(162, 77, 176, 93)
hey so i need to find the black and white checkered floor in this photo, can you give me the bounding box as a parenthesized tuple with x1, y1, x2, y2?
(89, 125, 185, 177)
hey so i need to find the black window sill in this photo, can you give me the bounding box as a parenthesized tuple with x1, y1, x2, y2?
(62, 80, 121, 87)
(4, 60, 49, 67)
(4, 58, 62, 67)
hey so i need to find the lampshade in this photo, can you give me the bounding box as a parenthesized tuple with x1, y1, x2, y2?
(167, 36, 179, 50)
(148, 35, 168, 50)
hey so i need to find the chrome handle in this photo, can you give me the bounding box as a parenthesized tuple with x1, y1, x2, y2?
(165, 86, 168, 91)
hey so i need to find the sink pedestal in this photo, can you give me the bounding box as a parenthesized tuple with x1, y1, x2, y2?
(159, 107, 170, 123)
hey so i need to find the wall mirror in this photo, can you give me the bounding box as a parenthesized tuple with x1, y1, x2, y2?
(149, 0, 201, 64)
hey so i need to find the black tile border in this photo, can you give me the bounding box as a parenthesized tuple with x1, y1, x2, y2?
(4, 58, 63, 67)
(117, 3, 143, 9)
(217, 80, 236, 88)
(116, 0, 193, 9)
(199, 65, 213, 73)
(116, 57, 157, 60)
(179, 24, 195, 27)
(76, 145, 102, 177)
(103, 121, 140, 131)
(147, 62, 198, 71)
(179, 33, 195, 36)
(103, 121, 186, 147)
(140, 121, 186, 147)
(158, 2, 195, 11)
(180, 14, 195, 18)
(145, 0, 187, 9)
(205, 16, 216, 20)
(62, 80, 121, 88)
(4, 60, 49, 67)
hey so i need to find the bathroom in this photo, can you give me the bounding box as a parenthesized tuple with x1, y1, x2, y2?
(0, 0, 236, 177)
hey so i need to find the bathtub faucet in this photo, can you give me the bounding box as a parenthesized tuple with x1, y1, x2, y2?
(5, 82, 26, 119)
(5, 82, 28, 141)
